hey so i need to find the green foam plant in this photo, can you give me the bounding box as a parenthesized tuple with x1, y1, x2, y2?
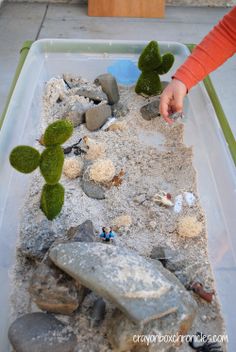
(135, 41, 175, 96)
(40, 183, 65, 221)
(40, 145, 64, 185)
(9, 120, 73, 220)
(10, 146, 40, 173)
(44, 120, 73, 146)
(135, 72, 161, 96)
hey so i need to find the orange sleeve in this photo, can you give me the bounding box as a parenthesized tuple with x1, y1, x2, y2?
(173, 6, 236, 91)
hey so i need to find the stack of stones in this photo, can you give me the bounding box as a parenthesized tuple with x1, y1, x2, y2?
(9, 221, 198, 352)
(63, 73, 128, 131)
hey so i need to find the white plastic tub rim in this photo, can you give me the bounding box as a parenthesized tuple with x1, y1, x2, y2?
(0, 39, 236, 351)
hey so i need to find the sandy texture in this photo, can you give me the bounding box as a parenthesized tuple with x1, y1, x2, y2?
(10, 78, 226, 352)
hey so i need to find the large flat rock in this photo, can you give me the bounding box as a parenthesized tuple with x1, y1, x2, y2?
(49, 243, 197, 324)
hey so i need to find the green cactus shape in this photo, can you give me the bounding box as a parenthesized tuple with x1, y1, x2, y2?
(135, 40, 175, 96)
(44, 120, 73, 147)
(40, 145, 64, 185)
(155, 53, 175, 75)
(135, 72, 161, 96)
(138, 41, 162, 72)
(9, 119, 74, 221)
(40, 183, 65, 220)
(9, 146, 40, 173)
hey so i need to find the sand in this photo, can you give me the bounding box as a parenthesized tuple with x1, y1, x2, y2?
(10, 77, 226, 352)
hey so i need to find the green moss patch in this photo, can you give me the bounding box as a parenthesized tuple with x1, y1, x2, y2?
(135, 72, 162, 96)
(40, 145, 64, 185)
(138, 41, 162, 72)
(40, 183, 65, 220)
(156, 53, 175, 75)
(9, 146, 40, 174)
(44, 120, 73, 146)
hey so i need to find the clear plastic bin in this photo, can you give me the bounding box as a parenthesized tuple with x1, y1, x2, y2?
(0, 39, 235, 351)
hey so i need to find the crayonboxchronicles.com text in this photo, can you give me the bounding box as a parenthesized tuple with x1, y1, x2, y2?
(133, 333, 228, 346)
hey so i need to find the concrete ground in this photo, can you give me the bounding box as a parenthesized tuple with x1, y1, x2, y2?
(0, 2, 235, 138)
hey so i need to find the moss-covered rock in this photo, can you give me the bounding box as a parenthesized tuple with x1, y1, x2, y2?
(135, 41, 175, 97)
(40, 145, 64, 185)
(44, 120, 73, 147)
(138, 41, 162, 72)
(40, 183, 65, 220)
(155, 53, 175, 75)
(9, 146, 40, 174)
(135, 72, 161, 96)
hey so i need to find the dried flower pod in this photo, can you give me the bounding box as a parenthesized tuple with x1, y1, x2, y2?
(108, 170, 125, 188)
(189, 282, 215, 303)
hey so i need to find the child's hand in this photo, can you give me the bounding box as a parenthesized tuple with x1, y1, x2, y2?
(159, 79, 187, 124)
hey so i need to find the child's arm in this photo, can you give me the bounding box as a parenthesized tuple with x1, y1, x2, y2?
(174, 6, 236, 91)
(160, 6, 236, 121)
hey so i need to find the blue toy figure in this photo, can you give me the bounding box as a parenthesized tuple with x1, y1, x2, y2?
(99, 227, 115, 242)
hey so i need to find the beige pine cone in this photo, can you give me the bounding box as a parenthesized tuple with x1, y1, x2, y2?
(177, 216, 203, 238)
(89, 159, 115, 184)
(63, 158, 83, 179)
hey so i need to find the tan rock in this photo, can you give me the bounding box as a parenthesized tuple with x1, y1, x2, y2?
(89, 159, 115, 184)
(107, 120, 127, 132)
(29, 260, 86, 315)
(177, 216, 203, 238)
(111, 214, 132, 231)
(63, 158, 83, 179)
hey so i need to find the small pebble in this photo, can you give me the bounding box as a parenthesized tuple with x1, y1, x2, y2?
(149, 221, 157, 230)
(201, 315, 207, 322)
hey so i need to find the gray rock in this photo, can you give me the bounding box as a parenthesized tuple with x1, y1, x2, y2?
(63, 74, 80, 89)
(81, 179, 105, 200)
(8, 312, 77, 352)
(107, 307, 196, 352)
(49, 243, 197, 325)
(67, 220, 96, 242)
(150, 246, 186, 273)
(111, 101, 129, 117)
(64, 100, 94, 127)
(76, 87, 107, 103)
(174, 272, 189, 287)
(29, 259, 85, 315)
(85, 104, 112, 131)
(89, 297, 106, 328)
(140, 99, 160, 121)
(64, 110, 85, 127)
(20, 225, 57, 261)
(150, 246, 167, 265)
(94, 73, 119, 105)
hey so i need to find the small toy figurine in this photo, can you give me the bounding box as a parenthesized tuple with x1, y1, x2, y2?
(99, 227, 115, 242)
